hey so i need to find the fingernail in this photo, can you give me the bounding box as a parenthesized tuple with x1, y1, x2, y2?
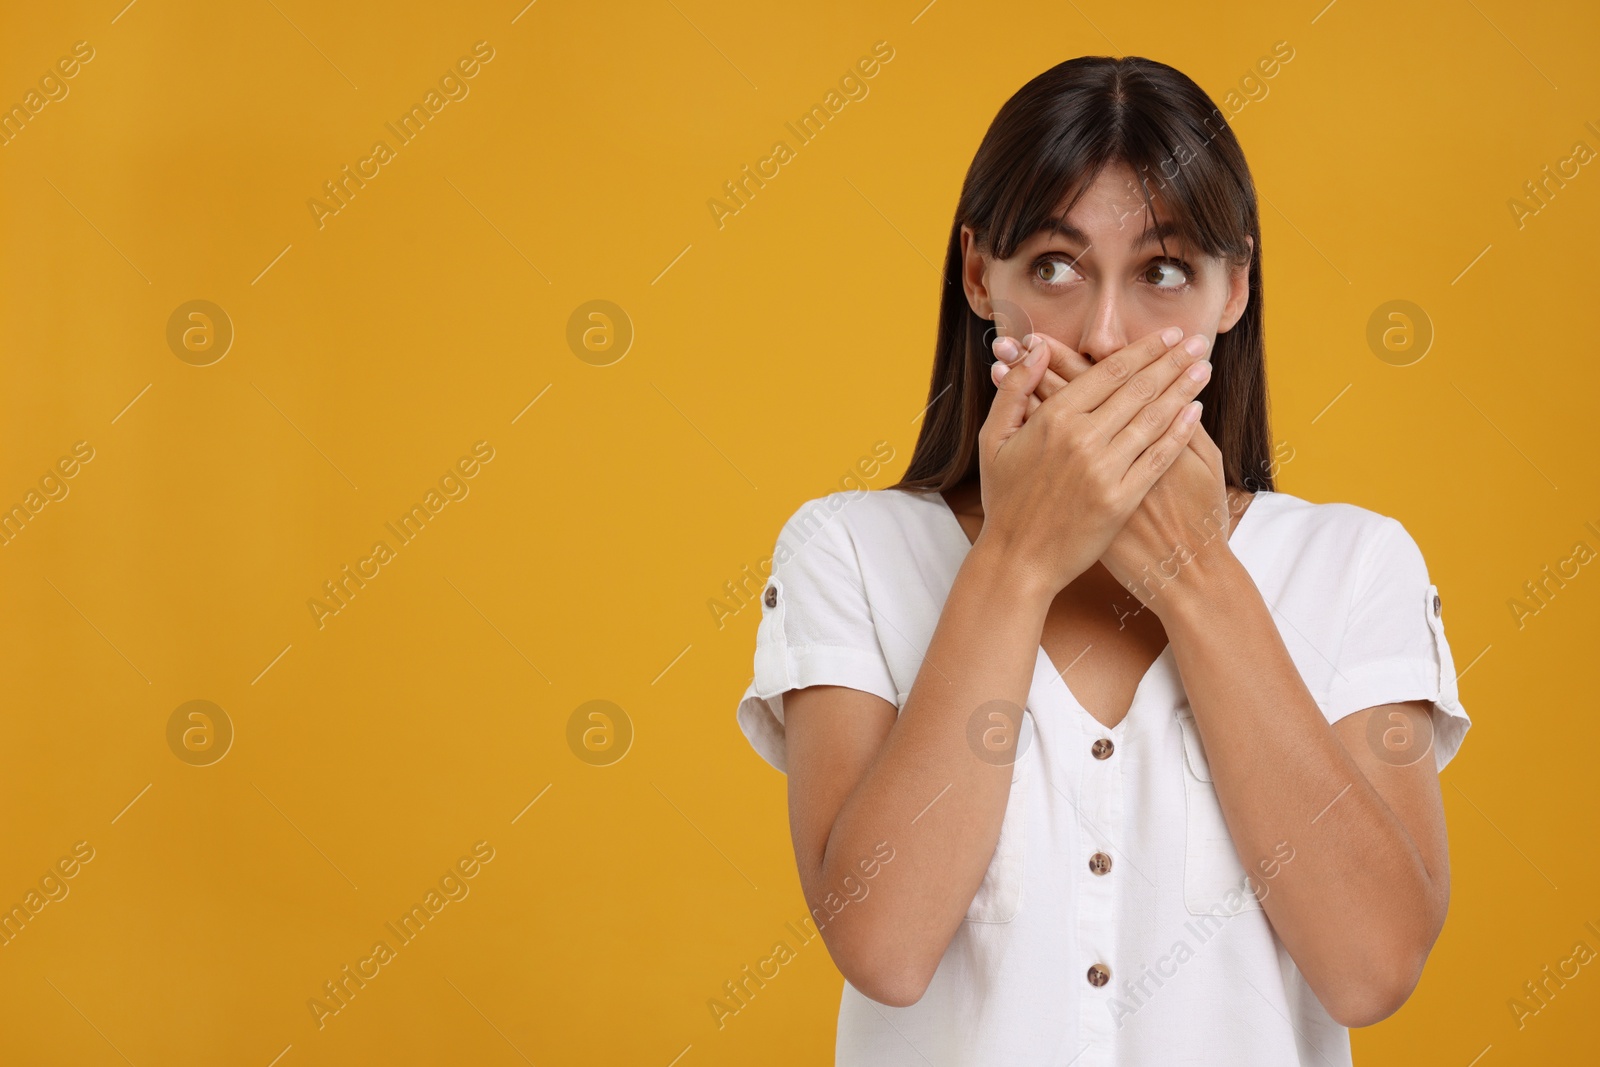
(1161, 326, 1183, 346)
(1021, 333, 1040, 350)
(1184, 335, 1209, 357)
(994, 360, 1010, 379)
(1183, 400, 1202, 423)
(1024, 346, 1044, 367)
(994, 336, 1019, 362)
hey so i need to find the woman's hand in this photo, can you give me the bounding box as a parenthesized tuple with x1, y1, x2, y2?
(992, 332, 1233, 615)
(973, 325, 1211, 598)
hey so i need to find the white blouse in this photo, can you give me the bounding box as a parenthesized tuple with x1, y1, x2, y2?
(735, 486, 1471, 1066)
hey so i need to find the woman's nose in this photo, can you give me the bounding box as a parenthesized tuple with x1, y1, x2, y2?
(1077, 294, 1129, 363)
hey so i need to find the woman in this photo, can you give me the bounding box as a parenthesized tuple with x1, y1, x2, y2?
(735, 55, 1470, 1065)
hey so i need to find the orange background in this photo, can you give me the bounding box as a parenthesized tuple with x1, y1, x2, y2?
(1, 0, 1596, 1063)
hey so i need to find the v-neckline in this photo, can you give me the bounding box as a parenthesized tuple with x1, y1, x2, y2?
(914, 487, 1274, 731)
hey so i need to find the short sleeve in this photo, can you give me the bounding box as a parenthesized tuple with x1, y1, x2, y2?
(735, 494, 899, 774)
(1322, 515, 1471, 773)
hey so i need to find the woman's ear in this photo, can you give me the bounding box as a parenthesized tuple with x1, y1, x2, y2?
(959, 224, 994, 319)
(1217, 234, 1253, 334)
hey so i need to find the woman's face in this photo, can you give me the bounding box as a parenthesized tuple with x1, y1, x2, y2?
(960, 161, 1252, 364)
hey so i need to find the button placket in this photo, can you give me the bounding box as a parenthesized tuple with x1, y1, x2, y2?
(1077, 718, 1124, 1052)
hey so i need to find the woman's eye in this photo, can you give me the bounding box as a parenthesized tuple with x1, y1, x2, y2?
(1035, 256, 1078, 286)
(1145, 259, 1193, 288)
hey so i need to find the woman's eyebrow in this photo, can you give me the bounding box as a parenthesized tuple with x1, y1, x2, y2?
(1031, 216, 1183, 251)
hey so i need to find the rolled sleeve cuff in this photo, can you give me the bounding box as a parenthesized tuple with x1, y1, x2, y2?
(736, 643, 900, 774)
(1321, 655, 1472, 774)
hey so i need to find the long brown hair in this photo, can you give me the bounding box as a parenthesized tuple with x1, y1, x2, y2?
(886, 56, 1273, 495)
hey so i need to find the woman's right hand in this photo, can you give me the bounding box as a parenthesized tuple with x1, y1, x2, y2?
(973, 325, 1212, 596)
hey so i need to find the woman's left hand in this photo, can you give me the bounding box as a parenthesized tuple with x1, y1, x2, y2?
(991, 331, 1235, 616)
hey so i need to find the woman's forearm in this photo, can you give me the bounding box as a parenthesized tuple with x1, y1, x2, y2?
(1158, 552, 1444, 1026)
(814, 539, 1055, 1005)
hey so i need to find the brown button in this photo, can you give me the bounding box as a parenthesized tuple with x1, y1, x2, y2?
(1089, 851, 1112, 875)
(1091, 738, 1114, 760)
(764, 584, 778, 608)
(1433, 592, 1441, 617)
(1087, 963, 1111, 987)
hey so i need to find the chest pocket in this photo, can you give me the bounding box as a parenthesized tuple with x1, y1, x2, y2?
(1175, 707, 1264, 917)
(963, 709, 1034, 924)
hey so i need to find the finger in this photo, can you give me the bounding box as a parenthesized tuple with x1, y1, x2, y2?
(1052, 325, 1202, 420)
(989, 334, 1027, 391)
(992, 335, 1025, 369)
(1122, 400, 1204, 497)
(1174, 416, 1214, 465)
(1191, 417, 1225, 478)
(1018, 332, 1094, 401)
(985, 338, 1049, 445)
(1184, 412, 1216, 457)
(993, 357, 1068, 407)
(1105, 352, 1212, 463)
(1036, 365, 1068, 403)
(1190, 417, 1220, 457)
(993, 331, 1088, 409)
(991, 351, 1017, 389)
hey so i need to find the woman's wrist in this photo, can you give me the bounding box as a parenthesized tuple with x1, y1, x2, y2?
(964, 534, 1061, 610)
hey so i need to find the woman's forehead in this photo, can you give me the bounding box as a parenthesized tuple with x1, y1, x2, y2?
(1024, 193, 1193, 255)
(1056, 167, 1173, 225)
